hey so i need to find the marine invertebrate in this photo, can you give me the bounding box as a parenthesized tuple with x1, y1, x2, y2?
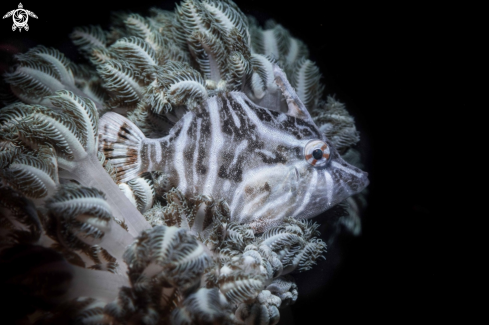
(0, 0, 368, 323)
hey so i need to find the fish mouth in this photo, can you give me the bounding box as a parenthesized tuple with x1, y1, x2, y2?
(328, 163, 369, 203)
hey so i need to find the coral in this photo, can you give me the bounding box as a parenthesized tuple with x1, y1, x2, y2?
(0, 0, 368, 323)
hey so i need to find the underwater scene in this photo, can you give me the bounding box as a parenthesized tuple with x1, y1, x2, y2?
(0, 1, 370, 323)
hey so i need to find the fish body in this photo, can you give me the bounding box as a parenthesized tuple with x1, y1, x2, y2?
(100, 66, 368, 231)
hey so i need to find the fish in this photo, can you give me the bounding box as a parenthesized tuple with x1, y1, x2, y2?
(99, 64, 369, 232)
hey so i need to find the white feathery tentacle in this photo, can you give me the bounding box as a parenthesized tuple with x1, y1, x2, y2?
(0, 1, 368, 323)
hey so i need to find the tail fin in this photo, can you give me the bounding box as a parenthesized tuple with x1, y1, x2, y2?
(98, 112, 146, 183)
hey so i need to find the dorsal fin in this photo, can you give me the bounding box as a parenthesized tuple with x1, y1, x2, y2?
(273, 64, 314, 122)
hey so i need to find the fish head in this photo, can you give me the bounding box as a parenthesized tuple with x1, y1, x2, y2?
(286, 137, 369, 219)
(229, 95, 369, 232)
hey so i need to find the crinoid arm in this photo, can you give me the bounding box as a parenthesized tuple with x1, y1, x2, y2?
(70, 25, 107, 58)
(0, 91, 151, 236)
(5, 47, 103, 110)
(0, 145, 59, 205)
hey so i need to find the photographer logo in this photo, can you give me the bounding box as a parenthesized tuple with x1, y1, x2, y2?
(3, 3, 37, 32)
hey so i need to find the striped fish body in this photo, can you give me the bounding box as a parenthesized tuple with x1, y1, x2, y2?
(100, 73, 368, 232)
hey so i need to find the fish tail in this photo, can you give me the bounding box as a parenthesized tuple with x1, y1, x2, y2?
(98, 112, 147, 183)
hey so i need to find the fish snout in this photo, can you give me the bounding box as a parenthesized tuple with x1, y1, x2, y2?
(330, 161, 369, 200)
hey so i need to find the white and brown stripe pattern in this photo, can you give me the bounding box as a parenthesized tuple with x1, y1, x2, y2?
(99, 70, 368, 232)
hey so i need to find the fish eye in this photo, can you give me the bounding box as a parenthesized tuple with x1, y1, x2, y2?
(304, 140, 330, 167)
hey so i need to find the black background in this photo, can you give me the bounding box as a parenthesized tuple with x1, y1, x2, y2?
(0, 0, 466, 323)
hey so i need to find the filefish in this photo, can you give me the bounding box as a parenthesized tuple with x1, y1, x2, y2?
(99, 65, 369, 232)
